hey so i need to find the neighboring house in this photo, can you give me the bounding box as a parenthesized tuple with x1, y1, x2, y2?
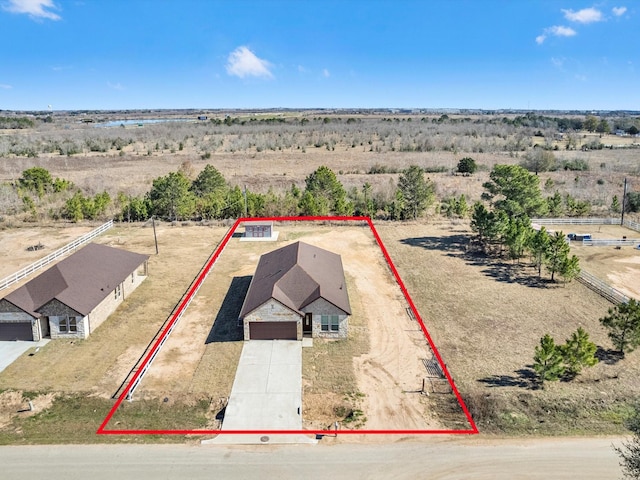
(0, 243, 149, 341)
(239, 241, 351, 341)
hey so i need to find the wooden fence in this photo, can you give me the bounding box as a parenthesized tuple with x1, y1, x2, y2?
(577, 270, 630, 305)
(0, 220, 114, 291)
(624, 219, 640, 233)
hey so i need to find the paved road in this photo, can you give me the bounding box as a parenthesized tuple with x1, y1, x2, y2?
(0, 437, 622, 479)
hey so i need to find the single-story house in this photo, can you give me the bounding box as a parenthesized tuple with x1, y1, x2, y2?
(0, 243, 149, 341)
(239, 241, 351, 340)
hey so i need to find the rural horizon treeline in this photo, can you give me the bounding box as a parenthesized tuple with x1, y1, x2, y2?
(4, 161, 640, 225)
(1, 112, 640, 159)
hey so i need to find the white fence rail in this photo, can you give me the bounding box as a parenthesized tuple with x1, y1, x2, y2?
(531, 218, 621, 225)
(582, 239, 640, 247)
(0, 220, 114, 291)
(624, 219, 640, 233)
(577, 270, 630, 305)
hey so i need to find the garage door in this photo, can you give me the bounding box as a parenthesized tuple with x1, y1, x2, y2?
(249, 321, 297, 340)
(0, 322, 33, 341)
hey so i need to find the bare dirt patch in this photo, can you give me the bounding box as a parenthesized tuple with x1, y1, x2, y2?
(136, 222, 452, 432)
(0, 391, 57, 429)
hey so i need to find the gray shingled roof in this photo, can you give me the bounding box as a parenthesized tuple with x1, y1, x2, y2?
(239, 241, 351, 318)
(3, 243, 149, 317)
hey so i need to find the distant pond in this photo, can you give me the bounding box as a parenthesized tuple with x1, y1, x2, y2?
(94, 118, 194, 128)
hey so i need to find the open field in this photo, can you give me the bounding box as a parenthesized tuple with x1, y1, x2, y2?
(1, 218, 639, 441)
(1, 113, 639, 222)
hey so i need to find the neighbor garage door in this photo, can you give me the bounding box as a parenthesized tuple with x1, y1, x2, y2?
(0, 322, 33, 341)
(249, 321, 297, 340)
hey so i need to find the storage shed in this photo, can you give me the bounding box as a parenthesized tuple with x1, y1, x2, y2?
(242, 221, 278, 241)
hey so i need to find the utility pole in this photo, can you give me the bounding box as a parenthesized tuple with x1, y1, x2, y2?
(621, 177, 628, 226)
(152, 216, 159, 254)
(243, 185, 248, 217)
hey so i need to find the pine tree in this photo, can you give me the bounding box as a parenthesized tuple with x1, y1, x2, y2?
(560, 327, 598, 378)
(600, 299, 640, 356)
(560, 254, 581, 283)
(533, 334, 565, 387)
(614, 403, 640, 480)
(528, 227, 550, 277)
(545, 231, 570, 281)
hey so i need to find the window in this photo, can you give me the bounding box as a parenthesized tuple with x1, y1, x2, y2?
(321, 315, 340, 332)
(131, 273, 135, 283)
(59, 316, 78, 333)
(114, 284, 121, 299)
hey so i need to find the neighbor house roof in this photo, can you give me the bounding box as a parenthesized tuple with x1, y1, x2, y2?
(239, 241, 351, 318)
(3, 243, 149, 317)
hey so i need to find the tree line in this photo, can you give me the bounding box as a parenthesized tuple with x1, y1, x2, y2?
(118, 163, 435, 222)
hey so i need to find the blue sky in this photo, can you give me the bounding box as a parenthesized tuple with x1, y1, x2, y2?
(0, 0, 637, 111)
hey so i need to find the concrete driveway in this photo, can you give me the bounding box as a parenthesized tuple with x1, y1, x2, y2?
(208, 340, 315, 444)
(0, 339, 50, 374)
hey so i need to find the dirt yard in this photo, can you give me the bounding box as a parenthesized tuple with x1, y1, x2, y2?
(138, 222, 450, 431)
(0, 223, 95, 279)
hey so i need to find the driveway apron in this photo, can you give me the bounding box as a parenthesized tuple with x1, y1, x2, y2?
(221, 340, 302, 431)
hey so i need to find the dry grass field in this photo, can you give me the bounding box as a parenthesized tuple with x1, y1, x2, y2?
(376, 220, 640, 435)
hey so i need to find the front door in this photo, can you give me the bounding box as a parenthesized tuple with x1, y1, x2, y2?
(303, 313, 312, 335)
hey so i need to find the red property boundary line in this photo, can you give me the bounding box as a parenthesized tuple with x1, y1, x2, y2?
(97, 216, 478, 436)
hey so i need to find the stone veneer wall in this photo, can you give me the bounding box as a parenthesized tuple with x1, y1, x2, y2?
(243, 299, 302, 340)
(302, 297, 348, 339)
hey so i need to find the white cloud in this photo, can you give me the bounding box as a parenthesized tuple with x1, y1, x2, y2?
(226, 46, 273, 79)
(549, 25, 577, 36)
(0, 83, 12, 89)
(536, 25, 576, 44)
(612, 6, 627, 16)
(297, 65, 308, 73)
(322, 68, 330, 78)
(2, 0, 61, 20)
(575, 74, 588, 82)
(107, 81, 124, 91)
(562, 7, 603, 23)
(551, 57, 565, 68)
